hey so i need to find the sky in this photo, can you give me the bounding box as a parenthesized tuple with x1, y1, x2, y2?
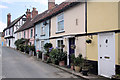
(0, 0, 65, 32)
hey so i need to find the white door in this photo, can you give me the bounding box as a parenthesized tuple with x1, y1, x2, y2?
(98, 32, 115, 78)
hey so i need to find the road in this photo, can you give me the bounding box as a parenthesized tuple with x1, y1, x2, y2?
(2, 47, 79, 78)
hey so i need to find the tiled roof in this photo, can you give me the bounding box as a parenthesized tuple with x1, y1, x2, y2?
(34, 2, 76, 24)
(3, 14, 26, 31)
(15, 2, 79, 33)
(15, 10, 49, 33)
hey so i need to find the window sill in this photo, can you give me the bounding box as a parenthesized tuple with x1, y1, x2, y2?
(56, 31, 65, 34)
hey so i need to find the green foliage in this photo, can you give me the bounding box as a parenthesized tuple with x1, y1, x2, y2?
(70, 54, 75, 64)
(58, 51, 67, 61)
(38, 51, 42, 58)
(46, 57, 52, 63)
(30, 45, 35, 51)
(14, 38, 29, 50)
(49, 49, 59, 64)
(44, 43, 52, 53)
(74, 54, 84, 66)
(82, 58, 92, 70)
(49, 48, 67, 65)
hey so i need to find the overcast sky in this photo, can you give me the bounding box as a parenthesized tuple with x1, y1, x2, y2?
(0, 0, 65, 32)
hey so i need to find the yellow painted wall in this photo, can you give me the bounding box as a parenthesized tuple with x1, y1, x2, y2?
(50, 3, 85, 38)
(86, 34, 119, 65)
(86, 35, 98, 61)
(87, 2, 118, 33)
(119, 1, 120, 29)
(115, 34, 119, 65)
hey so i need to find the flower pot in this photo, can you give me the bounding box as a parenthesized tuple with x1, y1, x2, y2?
(59, 61, 65, 66)
(82, 69, 89, 76)
(44, 55, 48, 61)
(75, 66, 80, 72)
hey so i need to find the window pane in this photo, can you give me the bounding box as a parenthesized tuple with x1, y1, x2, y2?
(58, 21, 64, 31)
(58, 14, 63, 21)
(57, 40, 63, 52)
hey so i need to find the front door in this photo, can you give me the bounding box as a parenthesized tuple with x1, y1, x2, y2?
(69, 38, 75, 66)
(98, 33, 115, 78)
(9, 40, 10, 47)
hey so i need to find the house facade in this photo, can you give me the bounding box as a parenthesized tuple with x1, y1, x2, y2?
(35, 20, 50, 52)
(4, 14, 26, 48)
(86, 2, 120, 78)
(34, 0, 56, 52)
(50, 2, 86, 66)
(15, 8, 38, 45)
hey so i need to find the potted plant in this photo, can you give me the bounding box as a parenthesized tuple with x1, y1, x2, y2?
(44, 43, 53, 61)
(82, 58, 91, 76)
(49, 49, 59, 65)
(58, 51, 67, 66)
(36, 50, 42, 59)
(70, 54, 75, 70)
(74, 54, 83, 72)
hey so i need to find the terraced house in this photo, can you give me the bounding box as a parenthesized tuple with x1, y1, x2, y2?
(3, 13, 26, 48)
(3, 0, 120, 79)
(15, 8, 38, 45)
(49, 2, 86, 66)
(86, 1, 120, 78)
(34, 0, 58, 53)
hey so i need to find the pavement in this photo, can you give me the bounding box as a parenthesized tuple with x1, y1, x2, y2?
(2, 46, 81, 78)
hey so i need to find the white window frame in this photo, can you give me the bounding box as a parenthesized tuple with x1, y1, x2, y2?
(41, 40, 44, 51)
(41, 23, 45, 35)
(56, 13, 64, 32)
(56, 38, 64, 52)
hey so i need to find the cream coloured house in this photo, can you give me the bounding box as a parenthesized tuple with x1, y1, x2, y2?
(50, 2, 87, 66)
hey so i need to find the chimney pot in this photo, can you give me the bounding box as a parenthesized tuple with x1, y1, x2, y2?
(7, 13, 11, 27)
(32, 7, 38, 19)
(48, 0, 55, 10)
(26, 9, 31, 20)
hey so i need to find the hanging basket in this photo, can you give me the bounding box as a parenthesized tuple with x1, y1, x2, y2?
(86, 39, 92, 44)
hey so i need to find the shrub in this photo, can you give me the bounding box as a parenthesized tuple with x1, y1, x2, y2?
(49, 49, 59, 64)
(58, 51, 67, 61)
(14, 38, 29, 51)
(44, 43, 53, 57)
(74, 54, 84, 66)
(70, 54, 75, 64)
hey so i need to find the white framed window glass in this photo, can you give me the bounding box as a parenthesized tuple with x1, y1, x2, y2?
(57, 13, 64, 32)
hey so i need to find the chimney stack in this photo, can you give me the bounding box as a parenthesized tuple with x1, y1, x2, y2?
(7, 13, 11, 27)
(26, 9, 31, 20)
(48, 0, 55, 10)
(32, 7, 38, 19)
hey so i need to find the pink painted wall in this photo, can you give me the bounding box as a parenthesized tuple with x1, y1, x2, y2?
(21, 27, 34, 45)
(28, 27, 34, 45)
